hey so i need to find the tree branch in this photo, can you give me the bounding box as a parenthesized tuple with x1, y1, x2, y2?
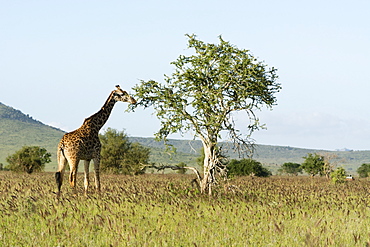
(140, 164, 203, 184)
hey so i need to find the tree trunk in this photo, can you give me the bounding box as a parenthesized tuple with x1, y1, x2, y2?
(200, 140, 217, 195)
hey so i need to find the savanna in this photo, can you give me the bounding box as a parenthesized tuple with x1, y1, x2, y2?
(1, 172, 370, 246)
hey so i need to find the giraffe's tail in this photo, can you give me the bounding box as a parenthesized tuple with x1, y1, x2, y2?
(57, 142, 66, 163)
(56, 142, 66, 198)
(55, 171, 62, 198)
(55, 172, 62, 187)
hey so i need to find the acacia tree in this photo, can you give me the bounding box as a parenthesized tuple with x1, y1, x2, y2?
(301, 153, 325, 177)
(279, 162, 302, 176)
(131, 35, 281, 194)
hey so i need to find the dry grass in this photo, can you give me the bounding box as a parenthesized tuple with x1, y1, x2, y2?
(1, 172, 370, 246)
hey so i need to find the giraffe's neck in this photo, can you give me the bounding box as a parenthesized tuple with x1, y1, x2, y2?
(80, 92, 116, 133)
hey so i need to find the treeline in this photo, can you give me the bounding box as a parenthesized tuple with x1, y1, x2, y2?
(4, 127, 370, 180)
(278, 153, 370, 182)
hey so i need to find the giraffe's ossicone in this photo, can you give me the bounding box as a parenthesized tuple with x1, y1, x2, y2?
(55, 85, 136, 198)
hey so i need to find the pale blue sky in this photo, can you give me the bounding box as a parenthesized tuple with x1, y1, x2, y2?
(1, 0, 370, 150)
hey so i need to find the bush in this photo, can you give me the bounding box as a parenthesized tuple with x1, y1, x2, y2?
(176, 162, 187, 174)
(279, 162, 302, 176)
(227, 159, 271, 177)
(357, 163, 370, 178)
(331, 167, 347, 184)
(6, 146, 51, 173)
(100, 128, 150, 175)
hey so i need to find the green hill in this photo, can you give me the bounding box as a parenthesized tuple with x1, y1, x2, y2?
(0, 102, 65, 170)
(1, 102, 370, 174)
(0, 103, 197, 171)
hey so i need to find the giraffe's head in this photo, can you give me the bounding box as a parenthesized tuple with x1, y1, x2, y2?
(113, 85, 137, 104)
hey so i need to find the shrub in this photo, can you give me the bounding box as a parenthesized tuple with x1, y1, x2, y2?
(331, 167, 347, 184)
(357, 163, 370, 178)
(6, 146, 51, 173)
(227, 159, 271, 177)
(176, 162, 187, 174)
(100, 128, 150, 175)
(279, 162, 302, 176)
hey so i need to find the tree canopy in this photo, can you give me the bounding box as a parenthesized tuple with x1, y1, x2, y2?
(357, 163, 370, 178)
(279, 162, 302, 176)
(131, 34, 280, 194)
(228, 159, 271, 177)
(6, 146, 51, 173)
(301, 153, 325, 177)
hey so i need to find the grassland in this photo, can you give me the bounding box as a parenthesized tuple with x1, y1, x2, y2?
(1, 172, 370, 246)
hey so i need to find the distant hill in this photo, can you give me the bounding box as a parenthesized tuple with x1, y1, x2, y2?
(1, 102, 370, 174)
(0, 102, 65, 170)
(0, 103, 198, 171)
(129, 137, 370, 174)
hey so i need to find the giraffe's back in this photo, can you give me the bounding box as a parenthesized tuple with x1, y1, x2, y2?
(58, 129, 101, 161)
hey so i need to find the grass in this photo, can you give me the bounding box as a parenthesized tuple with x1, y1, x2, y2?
(1, 172, 370, 246)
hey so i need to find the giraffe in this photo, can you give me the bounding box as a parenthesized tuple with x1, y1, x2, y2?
(55, 85, 136, 198)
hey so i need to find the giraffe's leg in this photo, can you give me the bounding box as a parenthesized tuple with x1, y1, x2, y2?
(68, 159, 79, 196)
(93, 157, 101, 193)
(55, 149, 67, 199)
(83, 160, 91, 197)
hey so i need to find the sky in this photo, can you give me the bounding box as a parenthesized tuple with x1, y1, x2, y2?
(1, 0, 370, 151)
